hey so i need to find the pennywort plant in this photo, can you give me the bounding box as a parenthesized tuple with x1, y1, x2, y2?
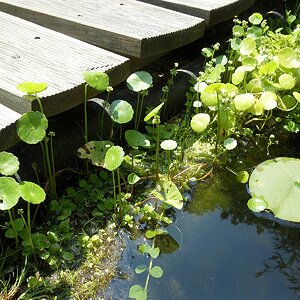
(16, 82, 57, 199)
(188, 12, 300, 153)
(126, 71, 153, 130)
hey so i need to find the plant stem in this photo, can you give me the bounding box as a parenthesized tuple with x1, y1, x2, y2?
(166, 150, 171, 180)
(134, 92, 141, 130)
(215, 92, 221, 154)
(144, 236, 157, 292)
(35, 94, 44, 114)
(84, 84, 89, 144)
(112, 170, 117, 216)
(155, 117, 160, 181)
(8, 209, 19, 249)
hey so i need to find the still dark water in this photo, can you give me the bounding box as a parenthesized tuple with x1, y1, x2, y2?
(106, 163, 300, 300)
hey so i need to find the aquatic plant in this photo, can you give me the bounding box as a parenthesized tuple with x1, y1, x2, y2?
(126, 71, 153, 130)
(247, 157, 300, 222)
(16, 82, 57, 199)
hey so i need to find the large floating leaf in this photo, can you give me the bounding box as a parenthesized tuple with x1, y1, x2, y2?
(83, 71, 109, 91)
(0, 152, 19, 176)
(0, 177, 20, 210)
(109, 100, 134, 124)
(77, 141, 113, 166)
(126, 71, 153, 92)
(17, 111, 48, 144)
(248, 157, 300, 222)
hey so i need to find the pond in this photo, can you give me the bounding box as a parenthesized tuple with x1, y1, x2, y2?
(107, 164, 300, 300)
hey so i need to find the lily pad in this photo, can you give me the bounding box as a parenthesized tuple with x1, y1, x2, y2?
(126, 71, 153, 92)
(0, 177, 20, 210)
(0, 152, 19, 176)
(77, 141, 113, 166)
(109, 100, 134, 124)
(17, 111, 48, 144)
(248, 157, 300, 222)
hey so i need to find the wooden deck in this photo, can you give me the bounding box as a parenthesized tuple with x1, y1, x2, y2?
(0, 0, 255, 150)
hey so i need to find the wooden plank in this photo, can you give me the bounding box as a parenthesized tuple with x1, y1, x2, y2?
(0, 11, 130, 117)
(0, 104, 21, 151)
(136, 0, 255, 26)
(0, 0, 205, 59)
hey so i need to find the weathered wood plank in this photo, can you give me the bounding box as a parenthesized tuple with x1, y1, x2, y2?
(0, 104, 20, 151)
(0, 11, 130, 117)
(0, 0, 205, 59)
(136, 0, 255, 26)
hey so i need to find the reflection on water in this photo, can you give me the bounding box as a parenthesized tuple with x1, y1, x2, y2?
(107, 165, 300, 300)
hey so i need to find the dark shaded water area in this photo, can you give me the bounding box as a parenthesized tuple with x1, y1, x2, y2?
(106, 138, 300, 300)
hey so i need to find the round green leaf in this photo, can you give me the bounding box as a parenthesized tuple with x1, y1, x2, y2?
(234, 93, 255, 111)
(126, 71, 153, 92)
(129, 285, 147, 300)
(278, 48, 300, 69)
(236, 171, 249, 183)
(200, 83, 224, 106)
(223, 138, 237, 150)
(240, 37, 256, 55)
(260, 92, 277, 110)
(0, 152, 19, 176)
(232, 25, 244, 37)
(77, 141, 113, 166)
(135, 264, 148, 274)
(19, 181, 46, 204)
(279, 95, 297, 110)
(17, 82, 48, 95)
(190, 113, 210, 133)
(249, 157, 300, 222)
(247, 197, 268, 212)
(109, 100, 134, 124)
(62, 251, 74, 261)
(104, 146, 124, 171)
(127, 173, 140, 185)
(278, 74, 295, 90)
(152, 180, 183, 209)
(17, 111, 48, 144)
(249, 13, 263, 25)
(246, 78, 264, 93)
(160, 139, 177, 151)
(0, 177, 20, 210)
(83, 71, 109, 91)
(150, 266, 163, 278)
(125, 130, 150, 149)
(231, 66, 245, 85)
(14, 218, 24, 232)
(242, 57, 257, 71)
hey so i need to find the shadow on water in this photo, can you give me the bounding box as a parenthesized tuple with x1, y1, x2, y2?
(105, 133, 300, 300)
